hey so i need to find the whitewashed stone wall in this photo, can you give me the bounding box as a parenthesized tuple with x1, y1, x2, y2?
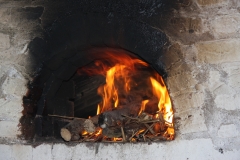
(0, 1, 43, 141)
(163, 0, 240, 157)
(0, 0, 239, 159)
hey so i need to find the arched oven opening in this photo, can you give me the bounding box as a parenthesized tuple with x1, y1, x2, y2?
(21, 47, 174, 143)
(20, 6, 175, 143)
(0, 0, 238, 158)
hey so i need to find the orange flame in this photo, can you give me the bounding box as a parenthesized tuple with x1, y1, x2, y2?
(97, 64, 132, 112)
(113, 137, 122, 141)
(95, 128, 102, 136)
(77, 48, 174, 140)
(97, 104, 101, 115)
(150, 77, 173, 124)
(78, 49, 149, 113)
(138, 100, 149, 115)
(81, 130, 88, 136)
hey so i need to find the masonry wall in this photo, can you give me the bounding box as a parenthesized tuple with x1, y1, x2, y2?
(0, 0, 239, 159)
(163, 0, 240, 151)
(0, 1, 43, 140)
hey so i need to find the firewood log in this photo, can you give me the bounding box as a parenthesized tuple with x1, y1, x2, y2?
(97, 101, 143, 138)
(60, 117, 97, 141)
(102, 127, 122, 138)
(98, 102, 141, 129)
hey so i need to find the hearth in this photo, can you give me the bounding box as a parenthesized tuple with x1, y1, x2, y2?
(20, 2, 174, 142)
(57, 48, 174, 142)
(21, 45, 174, 142)
(1, 0, 240, 159)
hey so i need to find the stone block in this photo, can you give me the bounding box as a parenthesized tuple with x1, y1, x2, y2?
(211, 15, 240, 37)
(168, 17, 202, 34)
(0, 8, 11, 25)
(52, 144, 73, 160)
(71, 145, 96, 160)
(207, 71, 224, 92)
(0, 140, 239, 160)
(196, 39, 240, 64)
(221, 62, 240, 76)
(197, 0, 229, 6)
(0, 32, 10, 51)
(0, 144, 12, 160)
(0, 121, 20, 138)
(176, 107, 208, 134)
(230, 0, 240, 9)
(161, 43, 182, 69)
(1, 67, 27, 98)
(161, 16, 212, 44)
(71, 139, 240, 160)
(173, 91, 205, 111)
(167, 72, 198, 93)
(10, 7, 44, 29)
(221, 61, 240, 92)
(218, 124, 239, 138)
(214, 94, 240, 110)
(182, 45, 198, 65)
(213, 84, 235, 95)
(228, 74, 240, 90)
(0, 99, 23, 121)
(32, 144, 52, 160)
(12, 145, 32, 160)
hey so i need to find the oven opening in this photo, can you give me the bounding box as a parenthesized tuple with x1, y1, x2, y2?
(21, 47, 174, 143)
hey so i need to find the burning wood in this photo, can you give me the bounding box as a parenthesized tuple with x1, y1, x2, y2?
(47, 115, 98, 141)
(60, 118, 95, 141)
(56, 50, 174, 142)
(54, 109, 174, 142)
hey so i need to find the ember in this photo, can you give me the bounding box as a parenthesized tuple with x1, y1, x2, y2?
(57, 49, 174, 142)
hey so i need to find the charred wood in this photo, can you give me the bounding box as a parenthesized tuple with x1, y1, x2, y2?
(60, 117, 97, 141)
(98, 102, 141, 128)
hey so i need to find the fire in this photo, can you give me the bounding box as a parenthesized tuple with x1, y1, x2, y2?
(150, 77, 173, 124)
(113, 137, 122, 141)
(92, 51, 148, 113)
(81, 130, 88, 136)
(95, 127, 102, 136)
(77, 48, 174, 141)
(138, 100, 149, 115)
(97, 104, 101, 115)
(97, 64, 132, 112)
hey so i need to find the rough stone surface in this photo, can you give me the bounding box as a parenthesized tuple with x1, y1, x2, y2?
(167, 72, 198, 93)
(178, 108, 208, 134)
(0, 33, 10, 51)
(0, 144, 12, 160)
(161, 0, 240, 154)
(218, 124, 239, 138)
(0, 0, 239, 159)
(0, 121, 20, 138)
(52, 144, 74, 160)
(32, 144, 52, 160)
(1, 66, 27, 98)
(214, 95, 240, 110)
(12, 145, 33, 160)
(0, 140, 240, 160)
(0, 8, 11, 25)
(196, 39, 240, 64)
(210, 15, 240, 38)
(196, 0, 229, 6)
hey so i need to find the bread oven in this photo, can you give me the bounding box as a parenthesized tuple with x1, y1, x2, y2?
(0, 0, 240, 159)
(20, 7, 175, 142)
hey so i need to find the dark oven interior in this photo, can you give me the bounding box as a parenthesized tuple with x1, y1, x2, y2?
(20, 0, 178, 142)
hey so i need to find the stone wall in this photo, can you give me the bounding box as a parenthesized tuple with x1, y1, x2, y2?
(0, 0, 239, 159)
(160, 0, 240, 152)
(0, 1, 44, 141)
